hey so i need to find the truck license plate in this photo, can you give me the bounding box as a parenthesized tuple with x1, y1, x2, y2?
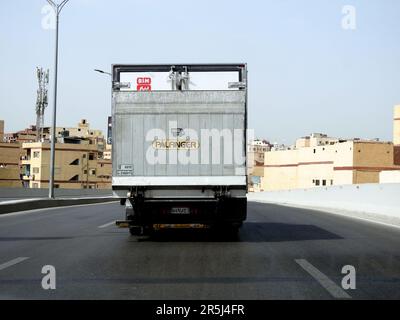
(170, 207, 190, 214)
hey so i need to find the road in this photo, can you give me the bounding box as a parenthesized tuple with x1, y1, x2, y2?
(0, 201, 399, 300)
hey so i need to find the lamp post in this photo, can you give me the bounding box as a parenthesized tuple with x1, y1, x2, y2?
(94, 68, 113, 143)
(94, 69, 112, 77)
(47, 0, 70, 199)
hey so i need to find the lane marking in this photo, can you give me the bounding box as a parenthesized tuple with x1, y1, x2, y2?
(295, 259, 351, 299)
(98, 221, 116, 229)
(0, 257, 29, 271)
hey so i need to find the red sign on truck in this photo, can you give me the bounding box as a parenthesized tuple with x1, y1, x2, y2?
(136, 77, 152, 91)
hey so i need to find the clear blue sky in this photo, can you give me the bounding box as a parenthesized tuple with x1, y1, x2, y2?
(1, 0, 399, 144)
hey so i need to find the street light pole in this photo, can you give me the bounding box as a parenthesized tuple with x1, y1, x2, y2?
(94, 69, 112, 77)
(47, 0, 69, 199)
(94, 68, 113, 144)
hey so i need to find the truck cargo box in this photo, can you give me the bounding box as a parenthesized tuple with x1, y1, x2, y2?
(111, 64, 248, 234)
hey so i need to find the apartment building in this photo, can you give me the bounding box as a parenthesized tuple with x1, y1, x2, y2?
(0, 120, 25, 187)
(247, 139, 271, 191)
(4, 125, 37, 143)
(0, 120, 4, 141)
(394, 105, 400, 165)
(21, 140, 111, 189)
(262, 106, 400, 191)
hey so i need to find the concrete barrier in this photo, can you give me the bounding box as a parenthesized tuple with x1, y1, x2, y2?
(247, 183, 400, 226)
(0, 187, 113, 200)
(0, 197, 118, 215)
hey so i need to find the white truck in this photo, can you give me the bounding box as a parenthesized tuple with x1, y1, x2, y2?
(112, 64, 248, 235)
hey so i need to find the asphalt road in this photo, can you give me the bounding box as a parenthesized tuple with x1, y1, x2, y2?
(0, 201, 399, 300)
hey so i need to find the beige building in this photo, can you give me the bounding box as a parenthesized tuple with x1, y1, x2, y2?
(21, 140, 111, 189)
(394, 105, 400, 146)
(247, 139, 271, 191)
(0, 120, 4, 141)
(394, 105, 400, 166)
(4, 125, 37, 143)
(0, 119, 111, 189)
(41, 119, 106, 150)
(103, 143, 112, 160)
(295, 133, 338, 149)
(0, 142, 22, 188)
(0, 120, 25, 187)
(262, 106, 400, 191)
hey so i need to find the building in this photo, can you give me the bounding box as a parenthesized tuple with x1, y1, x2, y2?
(21, 139, 111, 189)
(0, 142, 22, 188)
(0, 119, 111, 189)
(247, 139, 271, 191)
(0, 120, 4, 141)
(41, 119, 106, 150)
(394, 105, 400, 165)
(262, 106, 400, 191)
(4, 125, 37, 143)
(295, 133, 338, 149)
(380, 105, 400, 183)
(103, 143, 112, 160)
(0, 120, 25, 187)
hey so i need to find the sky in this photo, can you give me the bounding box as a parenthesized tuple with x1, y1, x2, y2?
(1, 0, 400, 145)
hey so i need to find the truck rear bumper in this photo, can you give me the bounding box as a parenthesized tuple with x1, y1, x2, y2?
(112, 176, 246, 187)
(126, 197, 247, 226)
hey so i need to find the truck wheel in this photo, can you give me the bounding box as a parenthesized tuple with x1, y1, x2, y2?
(120, 198, 126, 205)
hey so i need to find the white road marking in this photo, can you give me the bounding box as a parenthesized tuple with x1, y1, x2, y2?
(295, 259, 351, 299)
(0, 257, 29, 271)
(98, 221, 116, 229)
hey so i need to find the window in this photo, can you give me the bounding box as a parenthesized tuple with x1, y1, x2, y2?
(89, 153, 95, 160)
(330, 180, 333, 185)
(83, 170, 87, 174)
(69, 175, 79, 181)
(322, 180, 326, 186)
(313, 149, 316, 154)
(32, 167, 39, 174)
(33, 151, 40, 158)
(70, 159, 79, 165)
(315, 180, 320, 186)
(89, 169, 96, 176)
(83, 154, 87, 158)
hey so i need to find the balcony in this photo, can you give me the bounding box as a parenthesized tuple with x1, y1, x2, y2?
(20, 155, 31, 165)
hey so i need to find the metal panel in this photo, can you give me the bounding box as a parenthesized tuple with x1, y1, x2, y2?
(112, 88, 246, 187)
(112, 176, 246, 186)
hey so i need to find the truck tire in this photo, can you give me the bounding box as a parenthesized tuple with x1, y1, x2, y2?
(120, 198, 126, 205)
(129, 226, 142, 236)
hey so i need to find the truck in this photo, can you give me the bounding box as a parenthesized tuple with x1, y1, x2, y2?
(111, 64, 248, 235)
